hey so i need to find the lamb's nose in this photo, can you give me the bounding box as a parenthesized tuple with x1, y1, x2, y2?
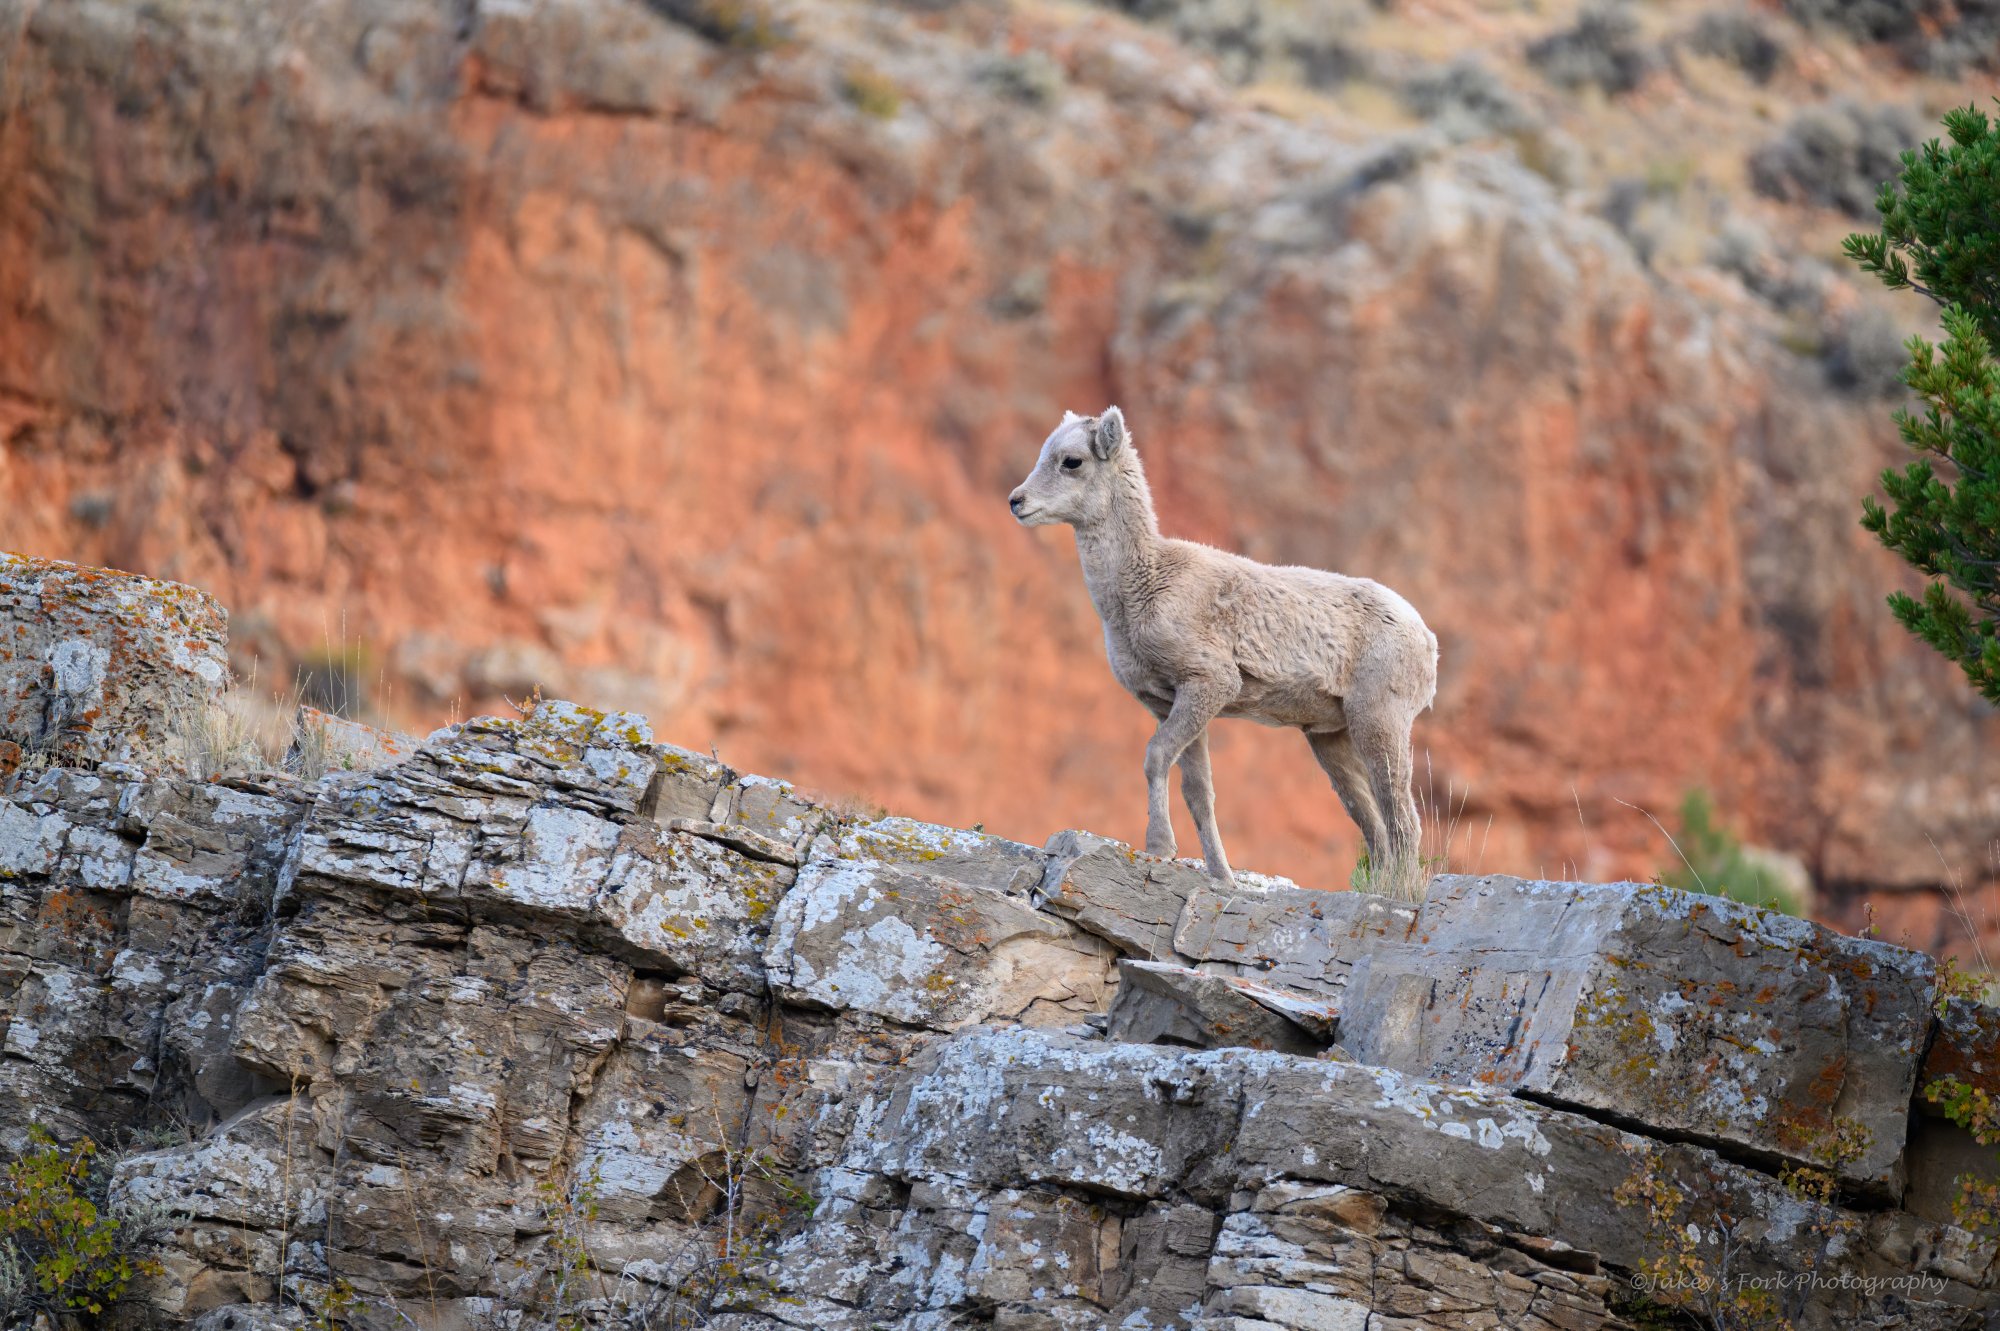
(1008, 493, 1025, 513)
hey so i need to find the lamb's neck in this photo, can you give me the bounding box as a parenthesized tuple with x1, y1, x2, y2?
(1074, 466, 1165, 627)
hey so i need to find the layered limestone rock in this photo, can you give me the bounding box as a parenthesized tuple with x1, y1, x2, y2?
(0, 561, 1993, 1329)
(0, 554, 229, 778)
(287, 707, 419, 777)
(1037, 830, 1416, 996)
(763, 1029, 1988, 1329)
(4, 0, 1998, 961)
(0, 763, 305, 1149)
(1105, 960, 1337, 1055)
(6, 711, 1995, 1329)
(1339, 874, 1937, 1197)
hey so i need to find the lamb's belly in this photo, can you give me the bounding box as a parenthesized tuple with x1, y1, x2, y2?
(1222, 678, 1342, 729)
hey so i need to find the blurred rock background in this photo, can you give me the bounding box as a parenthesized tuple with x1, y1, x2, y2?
(1, 0, 1995, 961)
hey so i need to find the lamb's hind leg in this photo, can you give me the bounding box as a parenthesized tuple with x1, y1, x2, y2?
(1177, 727, 1233, 884)
(1307, 728, 1390, 876)
(1349, 706, 1423, 902)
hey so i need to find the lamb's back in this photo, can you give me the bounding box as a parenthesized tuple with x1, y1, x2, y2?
(1197, 545, 1429, 693)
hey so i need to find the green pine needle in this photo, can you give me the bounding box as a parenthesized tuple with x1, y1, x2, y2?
(1848, 102, 2000, 704)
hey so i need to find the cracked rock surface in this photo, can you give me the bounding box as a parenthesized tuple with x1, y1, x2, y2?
(0, 554, 1994, 1329)
(1341, 873, 1938, 1197)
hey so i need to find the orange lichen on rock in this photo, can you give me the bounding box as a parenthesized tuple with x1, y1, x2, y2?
(0, 553, 227, 776)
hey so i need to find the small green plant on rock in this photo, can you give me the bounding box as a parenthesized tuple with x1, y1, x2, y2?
(1920, 964, 2000, 1235)
(1613, 1126, 1864, 1331)
(1934, 954, 1992, 1015)
(1774, 1151, 1865, 1293)
(308, 1276, 360, 1331)
(840, 65, 903, 120)
(0, 1127, 163, 1323)
(654, 0, 786, 50)
(1613, 1155, 1780, 1330)
(1920, 1075, 1998, 1232)
(535, 1161, 605, 1331)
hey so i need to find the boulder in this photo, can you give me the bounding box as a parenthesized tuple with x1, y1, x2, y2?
(1106, 959, 1335, 1055)
(0, 554, 228, 778)
(1037, 829, 1415, 1004)
(1173, 873, 1417, 999)
(1340, 874, 1936, 1195)
(835, 816, 1048, 896)
(1035, 828, 1187, 959)
(765, 853, 1115, 1030)
(285, 706, 417, 776)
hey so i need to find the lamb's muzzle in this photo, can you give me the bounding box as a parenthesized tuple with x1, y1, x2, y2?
(1011, 406, 1439, 901)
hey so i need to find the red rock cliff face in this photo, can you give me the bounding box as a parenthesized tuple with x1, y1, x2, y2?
(0, 0, 1993, 955)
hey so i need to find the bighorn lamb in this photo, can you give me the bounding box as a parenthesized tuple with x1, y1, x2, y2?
(1009, 407, 1438, 900)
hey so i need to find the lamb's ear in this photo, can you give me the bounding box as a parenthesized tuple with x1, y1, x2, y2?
(1091, 406, 1129, 460)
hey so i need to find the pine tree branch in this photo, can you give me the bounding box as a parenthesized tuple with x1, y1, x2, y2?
(1946, 537, 2000, 571)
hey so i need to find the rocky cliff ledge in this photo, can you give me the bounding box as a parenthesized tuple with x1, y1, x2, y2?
(6, 0, 1999, 943)
(1, 553, 1995, 1330)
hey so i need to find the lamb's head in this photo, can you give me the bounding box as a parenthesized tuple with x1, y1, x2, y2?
(1008, 406, 1130, 528)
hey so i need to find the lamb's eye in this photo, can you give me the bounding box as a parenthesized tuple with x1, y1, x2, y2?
(1061, 457, 1083, 472)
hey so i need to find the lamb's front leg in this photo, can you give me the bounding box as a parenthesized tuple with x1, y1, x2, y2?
(1177, 727, 1233, 885)
(1142, 678, 1235, 861)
